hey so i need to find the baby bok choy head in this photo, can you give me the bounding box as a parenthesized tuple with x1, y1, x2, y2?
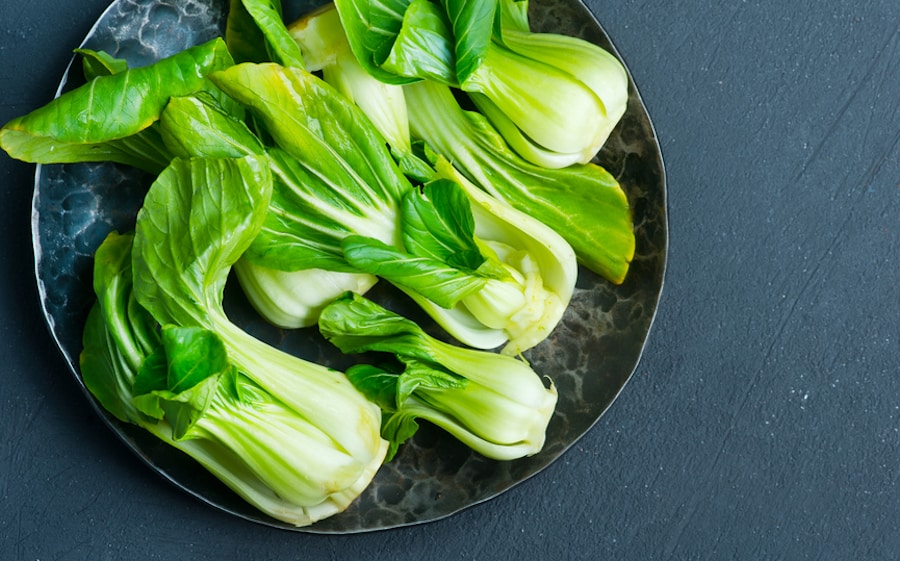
(404, 80, 635, 285)
(331, 0, 628, 165)
(340, 161, 578, 355)
(319, 292, 558, 461)
(81, 155, 388, 527)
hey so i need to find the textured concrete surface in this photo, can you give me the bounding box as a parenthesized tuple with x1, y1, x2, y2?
(1, 0, 897, 559)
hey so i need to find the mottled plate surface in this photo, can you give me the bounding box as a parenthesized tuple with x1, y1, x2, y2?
(31, 0, 667, 533)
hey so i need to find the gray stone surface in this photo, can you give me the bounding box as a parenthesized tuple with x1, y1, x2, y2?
(1, 0, 897, 557)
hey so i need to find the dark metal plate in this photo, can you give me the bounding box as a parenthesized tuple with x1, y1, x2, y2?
(31, 0, 667, 533)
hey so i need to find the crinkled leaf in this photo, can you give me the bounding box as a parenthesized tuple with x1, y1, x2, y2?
(0, 39, 233, 172)
(226, 0, 304, 68)
(333, 0, 420, 84)
(75, 48, 129, 79)
(341, 234, 486, 309)
(381, 0, 456, 84)
(439, 0, 497, 83)
(400, 179, 483, 270)
(132, 156, 273, 328)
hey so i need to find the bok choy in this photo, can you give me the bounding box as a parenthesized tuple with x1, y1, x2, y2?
(404, 80, 635, 284)
(319, 292, 558, 461)
(81, 155, 388, 526)
(331, 0, 628, 165)
(288, 2, 633, 283)
(201, 62, 576, 353)
(0, 38, 234, 173)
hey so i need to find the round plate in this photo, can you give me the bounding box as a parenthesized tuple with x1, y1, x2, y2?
(31, 0, 667, 533)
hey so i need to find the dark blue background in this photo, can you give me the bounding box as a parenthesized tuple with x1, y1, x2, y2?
(1, 1, 897, 559)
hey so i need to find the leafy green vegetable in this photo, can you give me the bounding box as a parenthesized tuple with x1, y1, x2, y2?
(438, 0, 497, 84)
(289, 4, 434, 180)
(0, 38, 233, 173)
(404, 80, 634, 284)
(82, 155, 387, 525)
(225, 0, 305, 68)
(304, 1, 632, 281)
(157, 86, 382, 328)
(319, 292, 558, 461)
(478, 5, 630, 167)
(75, 48, 129, 79)
(133, 324, 376, 508)
(380, 0, 456, 83)
(206, 62, 575, 353)
(332, 0, 422, 85)
(131, 155, 385, 468)
(332, 0, 627, 164)
(227, 0, 272, 64)
(81, 229, 385, 526)
(341, 174, 576, 355)
(496, 0, 529, 34)
(81, 231, 160, 424)
(0, 0, 640, 528)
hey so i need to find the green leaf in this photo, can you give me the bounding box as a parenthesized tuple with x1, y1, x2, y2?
(75, 48, 129, 79)
(0, 38, 233, 172)
(395, 358, 466, 406)
(81, 303, 142, 423)
(210, 63, 410, 272)
(229, 0, 305, 68)
(135, 325, 235, 439)
(319, 292, 434, 359)
(226, 0, 270, 63)
(160, 326, 232, 394)
(333, 0, 420, 84)
(380, 410, 419, 461)
(495, 0, 530, 35)
(405, 80, 634, 283)
(80, 231, 162, 424)
(132, 156, 273, 328)
(130, 345, 169, 419)
(400, 179, 484, 271)
(345, 363, 401, 412)
(159, 93, 261, 159)
(212, 63, 408, 202)
(439, 0, 497, 83)
(381, 0, 457, 84)
(247, 147, 388, 273)
(341, 235, 487, 309)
